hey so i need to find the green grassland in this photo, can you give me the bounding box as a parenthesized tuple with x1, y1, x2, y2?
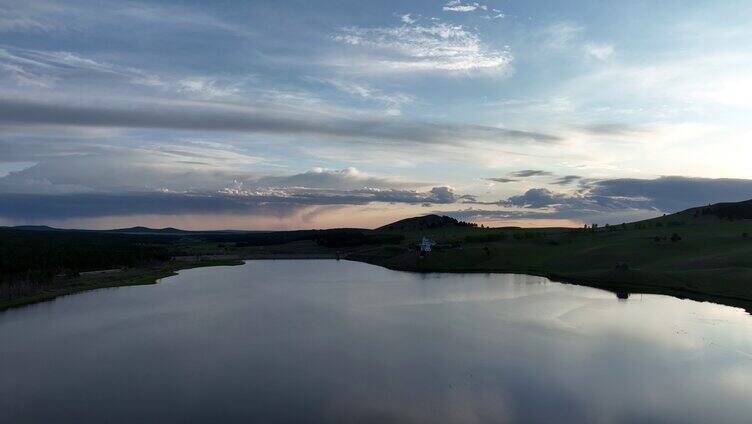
(352, 212, 752, 311)
(3, 200, 752, 312)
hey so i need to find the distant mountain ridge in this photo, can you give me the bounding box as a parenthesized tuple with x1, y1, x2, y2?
(5, 225, 266, 235)
(106, 226, 196, 235)
(6, 198, 752, 235)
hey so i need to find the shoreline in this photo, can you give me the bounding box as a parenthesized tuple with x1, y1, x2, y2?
(0, 259, 243, 313)
(353, 259, 752, 314)
(2, 255, 751, 314)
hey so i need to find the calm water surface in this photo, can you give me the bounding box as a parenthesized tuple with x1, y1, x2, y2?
(2, 260, 752, 423)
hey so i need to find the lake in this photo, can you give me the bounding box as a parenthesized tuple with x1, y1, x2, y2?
(2, 260, 752, 423)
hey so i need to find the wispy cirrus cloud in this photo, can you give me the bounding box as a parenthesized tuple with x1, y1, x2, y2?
(541, 22, 584, 50)
(538, 21, 615, 62)
(0, 0, 252, 36)
(316, 78, 413, 115)
(0, 46, 251, 99)
(0, 0, 65, 33)
(332, 19, 512, 74)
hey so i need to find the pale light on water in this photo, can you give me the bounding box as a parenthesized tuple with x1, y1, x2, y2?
(1, 260, 751, 423)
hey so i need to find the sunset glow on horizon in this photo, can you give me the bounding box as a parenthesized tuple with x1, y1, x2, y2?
(2, 1, 752, 230)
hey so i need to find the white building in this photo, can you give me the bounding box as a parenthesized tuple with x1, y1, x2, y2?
(420, 237, 435, 253)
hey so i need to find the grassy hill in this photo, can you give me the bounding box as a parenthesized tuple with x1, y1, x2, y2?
(377, 214, 477, 231)
(353, 204, 752, 311)
(3, 199, 752, 312)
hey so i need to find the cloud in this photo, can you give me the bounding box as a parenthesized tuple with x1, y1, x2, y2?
(0, 0, 251, 36)
(0, 0, 64, 33)
(174, 77, 242, 99)
(587, 176, 752, 212)
(0, 97, 559, 146)
(540, 22, 615, 62)
(487, 9, 505, 19)
(502, 176, 752, 214)
(223, 185, 465, 208)
(332, 19, 512, 74)
(0, 186, 466, 221)
(510, 169, 553, 178)
(442, 207, 656, 226)
(542, 22, 584, 50)
(400, 14, 416, 24)
(584, 43, 614, 61)
(443, 1, 485, 13)
(253, 167, 419, 191)
(502, 188, 588, 209)
(0, 46, 250, 99)
(580, 123, 647, 136)
(425, 175, 752, 227)
(0, 156, 470, 220)
(486, 177, 518, 183)
(562, 52, 752, 115)
(552, 175, 581, 185)
(0, 46, 160, 90)
(440, 2, 504, 19)
(0, 145, 263, 194)
(317, 79, 413, 115)
(0, 192, 299, 220)
(0, 142, 418, 196)
(465, 176, 752, 224)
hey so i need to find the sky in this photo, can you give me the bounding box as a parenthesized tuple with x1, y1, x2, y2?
(1, 0, 752, 230)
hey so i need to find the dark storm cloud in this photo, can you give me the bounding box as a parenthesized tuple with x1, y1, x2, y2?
(255, 168, 417, 191)
(441, 207, 657, 225)
(451, 176, 752, 224)
(581, 123, 647, 136)
(489, 173, 578, 186)
(500, 187, 646, 211)
(509, 169, 553, 177)
(0, 192, 287, 220)
(501, 176, 752, 214)
(0, 186, 465, 220)
(587, 176, 752, 212)
(551, 175, 581, 185)
(0, 97, 560, 145)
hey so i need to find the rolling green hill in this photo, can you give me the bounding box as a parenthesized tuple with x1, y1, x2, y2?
(3, 199, 752, 312)
(354, 203, 752, 311)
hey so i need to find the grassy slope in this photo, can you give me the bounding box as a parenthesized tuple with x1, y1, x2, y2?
(4, 208, 752, 313)
(351, 213, 752, 310)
